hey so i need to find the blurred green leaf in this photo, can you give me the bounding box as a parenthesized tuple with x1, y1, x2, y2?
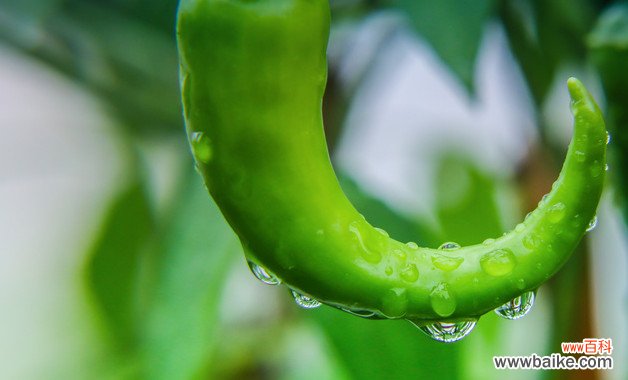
(434, 154, 504, 245)
(338, 173, 438, 245)
(0, 0, 62, 48)
(311, 308, 461, 380)
(141, 170, 240, 380)
(498, 0, 555, 105)
(90, 0, 178, 33)
(392, 0, 496, 91)
(306, 172, 462, 380)
(431, 154, 520, 380)
(499, 0, 598, 106)
(86, 177, 155, 354)
(544, 245, 592, 380)
(0, 0, 181, 135)
(589, 2, 628, 222)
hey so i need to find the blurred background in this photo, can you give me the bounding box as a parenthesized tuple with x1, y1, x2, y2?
(1, 0, 627, 379)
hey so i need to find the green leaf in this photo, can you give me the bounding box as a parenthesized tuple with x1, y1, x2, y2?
(85, 178, 155, 353)
(141, 171, 240, 380)
(434, 154, 504, 246)
(392, 0, 496, 91)
(311, 308, 461, 380)
(0, 0, 182, 135)
(498, 0, 555, 106)
(307, 172, 460, 380)
(589, 2, 628, 222)
(499, 0, 598, 106)
(338, 173, 438, 245)
(431, 154, 515, 380)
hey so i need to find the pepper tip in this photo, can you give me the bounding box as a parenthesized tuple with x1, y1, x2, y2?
(567, 77, 585, 103)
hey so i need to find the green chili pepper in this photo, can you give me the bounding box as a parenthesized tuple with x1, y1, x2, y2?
(176, 0, 607, 342)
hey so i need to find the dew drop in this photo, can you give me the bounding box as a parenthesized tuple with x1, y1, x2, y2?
(400, 263, 419, 282)
(586, 215, 598, 232)
(291, 290, 321, 309)
(406, 242, 419, 250)
(606, 131, 611, 144)
(516, 278, 526, 290)
(605, 164, 609, 172)
(515, 223, 525, 233)
(190, 131, 212, 163)
(538, 196, 547, 207)
(374, 227, 389, 237)
(547, 202, 566, 223)
(551, 181, 559, 191)
(410, 320, 476, 343)
(430, 282, 456, 317)
(522, 233, 540, 250)
(482, 238, 495, 245)
(480, 249, 516, 277)
(247, 261, 280, 285)
(495, 291, 535, 320)
(524, 212, 532, 221)
(381, 288, 408, 318)
(590, 160, 603, 178)
(438, 242, 461, 250)
(575, 150, 586, 163)
(432, 254, 464, 272)
(392, 249, 407, 261)
(385, 266, 394, 276)
(349, 221, 382, 264)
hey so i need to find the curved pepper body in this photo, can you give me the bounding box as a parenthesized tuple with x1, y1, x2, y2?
(177, 0, 607, 321)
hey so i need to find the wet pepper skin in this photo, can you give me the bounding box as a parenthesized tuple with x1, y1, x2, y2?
(177, 0, 607, 322)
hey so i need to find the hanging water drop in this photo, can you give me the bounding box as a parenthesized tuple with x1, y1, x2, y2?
(438, 242, 461, 250)
(410, 320, 477, 343)
(586, 215, 598, 232)
(495, 291, 535, 320)
(247, 261, 280, 285)
(291, 290, 321, 309)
